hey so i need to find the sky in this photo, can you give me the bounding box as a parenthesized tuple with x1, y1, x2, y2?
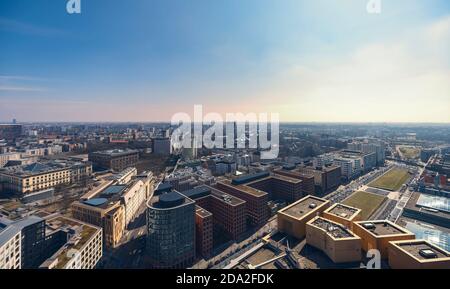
(0, 0, 449, 123)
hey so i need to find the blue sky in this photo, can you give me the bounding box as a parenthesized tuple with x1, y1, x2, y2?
(0, 0, 449, 122)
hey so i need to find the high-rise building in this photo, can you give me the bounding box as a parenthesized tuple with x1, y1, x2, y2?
(216, 178, 269, 227)
(146, 191, 196, 268)
(182, 185, 246, 241)
(195, 206, 213, 258)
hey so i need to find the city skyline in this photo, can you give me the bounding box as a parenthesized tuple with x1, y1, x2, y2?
(1, 0, 449, 123)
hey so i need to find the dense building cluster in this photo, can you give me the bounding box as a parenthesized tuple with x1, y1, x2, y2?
(1, 122, 449, 270)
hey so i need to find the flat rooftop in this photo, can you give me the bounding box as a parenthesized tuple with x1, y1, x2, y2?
(181, 185, 211, 200)
(90, 149, 138, 157)
(195, 206, 212, 218)
(404, 192, 450, 223)
(0, 161, 70, 177)
(395, 240, 450, 260)
(248, 174, 302, 185)
(209, 186, 246, 206)
(0, 158, 90, 175)
(299, 165, 340, 173)
(152, 191, 194, 209)
(358, 221, 410, 236)
(80, 179, 141, 209)
(43, 216, 100, 269)
(231, 171, 270, 185)
(326, 203, 359, 220)
(218, 179, 267, 197)
(310, 217, 353, 239)
(274, 169, 314, 179)
(416, 193, 449, 213)
(280, 196, 328, 219)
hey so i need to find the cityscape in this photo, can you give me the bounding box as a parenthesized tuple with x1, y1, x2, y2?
(0, 0, 449, 277)
(0, 122, 449, 270)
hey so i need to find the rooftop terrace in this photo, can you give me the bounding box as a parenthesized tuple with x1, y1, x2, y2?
(310, 217, 353, 239)
(326, 204, 360, 220)
(44, 216, 100, 269)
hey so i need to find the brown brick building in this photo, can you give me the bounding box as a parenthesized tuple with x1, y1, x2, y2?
(273, 168, 315, 196)
(298, 165, 341, 193)
(215, 179, 269, 227)
(195, 206, 213, 258)
(182, 186, 246, 241)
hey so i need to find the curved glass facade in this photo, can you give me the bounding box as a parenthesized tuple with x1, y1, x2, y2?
(146, 195, 195, 269)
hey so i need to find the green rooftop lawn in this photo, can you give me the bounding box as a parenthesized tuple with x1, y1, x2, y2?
(342, 191, 386, 220)
(368, 168, 411, 191)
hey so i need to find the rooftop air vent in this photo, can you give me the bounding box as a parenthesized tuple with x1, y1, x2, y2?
(419, 249, 438, 259)
(362, 223, 376, 230)
(309, 203, 317, 209)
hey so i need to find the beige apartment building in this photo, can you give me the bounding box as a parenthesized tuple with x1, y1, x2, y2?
(72, 200, 124, 248)
(0, 160, 92, 195)
(71, 170, 154, 248)
(0, 223, 21, 269)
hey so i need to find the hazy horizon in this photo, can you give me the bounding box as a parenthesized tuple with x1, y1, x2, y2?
(2, 120, 450, 126)
(1, 0, 449, 122)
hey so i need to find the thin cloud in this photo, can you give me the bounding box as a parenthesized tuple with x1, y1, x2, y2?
(0, 86, 47, 92)
(0, 75, 50, 81)
(0, 17, 65, 37)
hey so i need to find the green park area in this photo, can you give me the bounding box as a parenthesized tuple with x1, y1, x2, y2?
(343, 191, 387, 220)
(368, 168, 411, 191)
